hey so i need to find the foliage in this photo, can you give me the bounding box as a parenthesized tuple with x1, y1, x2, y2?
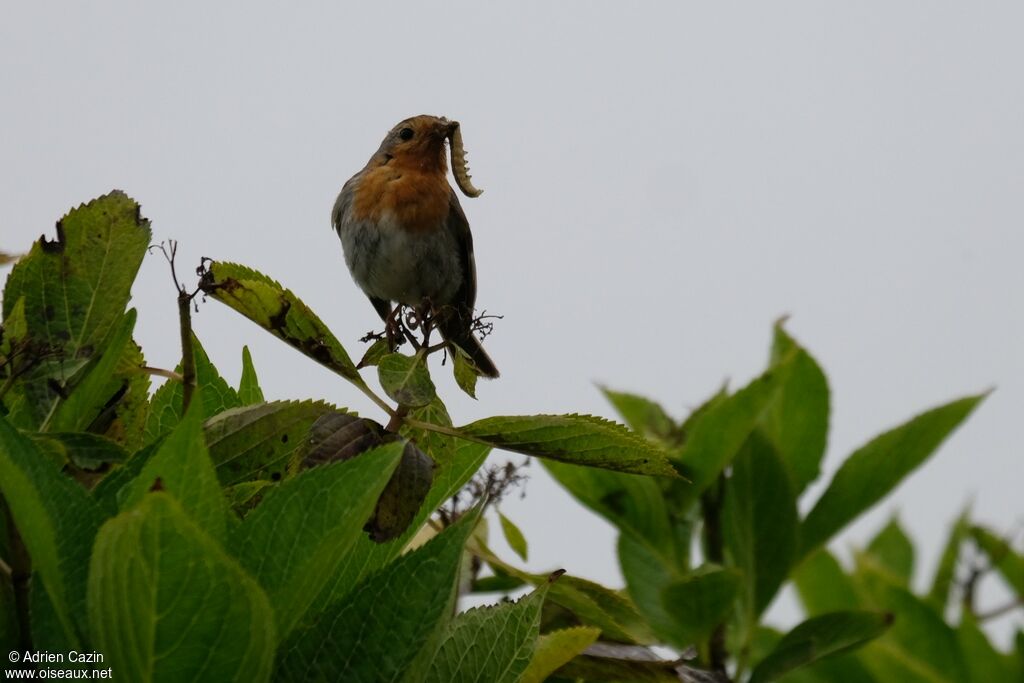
(0, 192, 1018, 682)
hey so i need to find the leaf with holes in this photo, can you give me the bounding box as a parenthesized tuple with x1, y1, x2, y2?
(199, 261, 361, 381)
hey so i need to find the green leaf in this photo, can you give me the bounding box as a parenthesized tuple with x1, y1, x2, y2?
(761, 322, 830, 492)
(46, 308, 136, 432)
(313, 439, 489, 609)
(452, 347, 478, 399)
(866, 517, 915, 586)
(378, 351, 436, 407)
(958, 616, 1019, 683)
(749, 611, 892, 683)
(460, 414, 679, 477)
(660, 565, 742, 646)
(675, 363, 789, 501)
(420, 582, 549, 683)
(926, 509, 969, 611)
(356, 338, 390, 369)
(555, 643, 693, 682)
(860, 585, 969, 683)
(88, 493, 275, 683)
(198, 260, 361, 382)
(521, 626, 600, 683)
(276, 507, 481, 682)
(499, 511, 529, 561)
(232, 441, 402, 638)
(544, 461, 674, 551)
(204, 400, 334, 485)
(601, 386, 679, 443)
(618, 531, 683, 646)
(0, 415, 101, 646)
(723, 430, 798, 620)
(30, 432, 128, 470)
(2, 191, 151, 429)
(799, 393, 985, 559)
(0, 568, 18, 651)
(792, 549, 860, 615)
(402, 396, 457, 464)
(144, 334, 242, 442)
(969, 525, 1024, 595)
(120, 388, 228, 540)
(237, 346, 264, 405)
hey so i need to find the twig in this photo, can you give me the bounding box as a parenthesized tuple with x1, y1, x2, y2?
(137, 366, 185, 382)
(386, 404, 410, 433)
(976, 597, 1023, 622)
(152, 241, 200, 413)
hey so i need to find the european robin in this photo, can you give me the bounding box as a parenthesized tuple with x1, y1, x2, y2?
(332, 115, 499, 378)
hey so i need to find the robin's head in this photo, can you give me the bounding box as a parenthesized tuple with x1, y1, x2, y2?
(374, 115, 483, 197)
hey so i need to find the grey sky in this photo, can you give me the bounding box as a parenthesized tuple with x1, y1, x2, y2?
(2, 3, 1021, 642)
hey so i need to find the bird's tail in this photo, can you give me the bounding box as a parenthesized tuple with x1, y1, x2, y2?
(438, 317, 499, 379)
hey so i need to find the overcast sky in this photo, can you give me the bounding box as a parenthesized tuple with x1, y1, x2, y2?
(2, 3, 1021, 643)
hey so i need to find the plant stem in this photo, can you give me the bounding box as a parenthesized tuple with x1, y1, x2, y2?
(2, 499, 33, 652)
(178, 291, 196, 413)
(701, 474, 729, 675)
(386, 404, 409, 432)
(137, 366, 184, 382)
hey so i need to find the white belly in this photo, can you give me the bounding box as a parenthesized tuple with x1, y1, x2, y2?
(339, 211, 463, 306)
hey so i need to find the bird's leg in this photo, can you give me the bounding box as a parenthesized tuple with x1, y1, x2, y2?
(417, 297, 435, 348)
(385, 305, 403, 352)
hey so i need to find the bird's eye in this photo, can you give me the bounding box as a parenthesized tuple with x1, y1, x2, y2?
(398, 127, 414, 141)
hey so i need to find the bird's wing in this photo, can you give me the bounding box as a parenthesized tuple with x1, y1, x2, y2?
(445, 188, 477, 318)
(331, 173, 360, 235)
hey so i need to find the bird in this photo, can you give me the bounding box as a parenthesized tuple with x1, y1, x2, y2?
(332, 115, 499, 378)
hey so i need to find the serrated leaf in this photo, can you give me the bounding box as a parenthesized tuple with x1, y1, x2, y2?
(198, 260, 361, 381)
(378, 351, 436, 407)
(792, 549, 859, 615)
(660, 565, 742, 646)
(969, 525, 1024, 595)
(723, 430, 798, 623)
(499, 511, 528, 561)
(554, 643, 689, 682)
(521, 626, 600, 683)
(460, 414, 678, 476)
(0, 415, 102, 646)
(402, 396, 457, 464)
(88, 493, 275, 683)
(420, 583, 549, 683)
(600, 387, 679, 443)
(46, 308, 135, 433)
(232, 441, 402, 638)
(90, 439, 164, 517)
(749, 611, 892, 683)
(237, 346, 264, 405)
(275, 506, 481, 682)
(204, 400, 334, 485)
(144, 334, 241, 442)
(866, 517, 915, 586)
(452, 348, 478, 399)
(675, 363, 790, 502)
(762, 322, 830, 492)
(1, 191, 151, 429)
(799, 394, 985, 560)
(120, 388, 228, 540)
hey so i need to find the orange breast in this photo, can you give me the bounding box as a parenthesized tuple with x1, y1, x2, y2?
(352, 165, 451, 234)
